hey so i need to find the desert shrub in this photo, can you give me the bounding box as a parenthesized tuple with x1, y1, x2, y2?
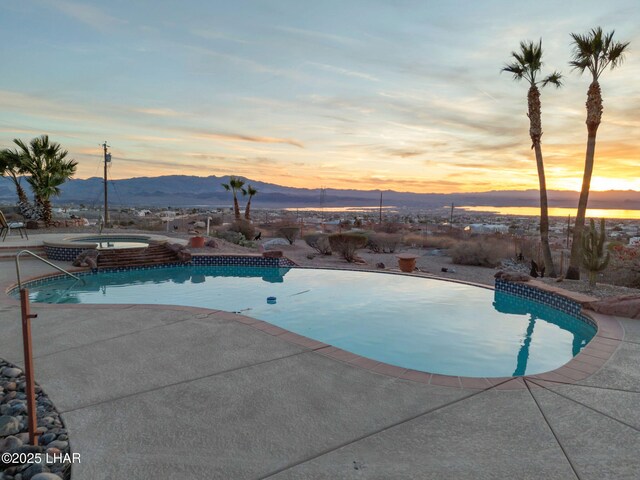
(217, 230, 245, 244)
(328, 232, 368, 262)
(450, 240, 508, 267)
(402, 234, 457, 249)
(304, 233, 332, 255)
(228, 219, 256, 240)
(209, 215, 223, 226)
(368, 233, 401, 253)
(604, 244, 640, 288)
(277, 225, 300, 245)
(374, 222, 403, 234)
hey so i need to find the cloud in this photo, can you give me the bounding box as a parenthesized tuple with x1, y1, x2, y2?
(42, 0, 127, 32)
(187, 129, 304, 149)
(306, 62, 380, 82)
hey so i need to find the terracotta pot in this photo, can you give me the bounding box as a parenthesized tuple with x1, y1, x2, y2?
(190, 236, 205, 248)
(397, 254, 418, 273)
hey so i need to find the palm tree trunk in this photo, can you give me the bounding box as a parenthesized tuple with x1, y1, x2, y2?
(245, 196, 252, 220)
(15, 182, 29, 205)
(528, 85, 556, 277)
(233, 193, 241, 221)
(533, 143, 556, 277)
(40, 198, 52, 225)
(567, 81, 602, 280)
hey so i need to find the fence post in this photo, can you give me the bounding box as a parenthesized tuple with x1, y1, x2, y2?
(19, 288, 39, 446)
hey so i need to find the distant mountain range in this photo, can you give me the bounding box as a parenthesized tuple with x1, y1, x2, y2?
(1, 175, 640, 210)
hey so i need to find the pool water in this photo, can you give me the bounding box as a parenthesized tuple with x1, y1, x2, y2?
(22, 266, 596, 377)
(70, 236, 149, 249)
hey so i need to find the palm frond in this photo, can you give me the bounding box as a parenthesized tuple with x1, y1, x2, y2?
(542, 71, 563, 88)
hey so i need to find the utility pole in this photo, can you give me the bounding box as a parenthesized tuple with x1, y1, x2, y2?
(566, 214, 571, 248)
(450, 202, 454, 232)
(102, 141, 111, 226)
(379, 191, 383, 224)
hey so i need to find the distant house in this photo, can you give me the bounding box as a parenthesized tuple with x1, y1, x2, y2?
(629, 237, 640, 246)
(136, 209, 152, 217)
(464, 223, 509, 234)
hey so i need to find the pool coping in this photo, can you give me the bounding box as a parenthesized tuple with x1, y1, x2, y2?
(1, 262, 625, 391)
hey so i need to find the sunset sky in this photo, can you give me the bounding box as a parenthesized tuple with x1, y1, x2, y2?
(1, 0, 638, 193)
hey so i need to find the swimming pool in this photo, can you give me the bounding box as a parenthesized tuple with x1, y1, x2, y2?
(18, 266, 596, 378)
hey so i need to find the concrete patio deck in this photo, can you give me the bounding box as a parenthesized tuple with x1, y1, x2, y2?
(1, 258, 639, 479)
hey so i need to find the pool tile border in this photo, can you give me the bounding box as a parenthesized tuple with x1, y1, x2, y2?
(3, 266, 625, 391)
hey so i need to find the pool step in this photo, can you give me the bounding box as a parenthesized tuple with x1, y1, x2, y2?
(97, 244, 183, 268)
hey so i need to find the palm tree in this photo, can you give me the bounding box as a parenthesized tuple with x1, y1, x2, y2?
(14, 135, 77, 225)
(221, 176, 245, 221)
(565, 28, 629, 280)
(243, 185, 258, 221)
(0, 148, 29, 204)
(503, 40, 562, 277)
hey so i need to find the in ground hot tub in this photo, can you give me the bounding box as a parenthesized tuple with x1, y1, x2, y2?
(43, 235, 152, 261)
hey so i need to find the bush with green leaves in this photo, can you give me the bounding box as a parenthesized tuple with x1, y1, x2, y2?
(304, 233, 332, 255)
(277, 225, 300, 245)
(228, 219, 256, 241)
(328, 232, 368, 262)
(367, 233, 401, 253)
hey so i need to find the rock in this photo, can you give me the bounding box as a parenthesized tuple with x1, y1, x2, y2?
(263, 238, 290, 249)
(15, 445, 43, 455)
(494, 271, 531, 282)
(31, 474, 63, 480)
(45, 447, 61, 456)
(22, 464, 49, 480)
(3, 367, 22, 378)
(584, 294, 640, 319)
(39, 433, 56, 445)
(6, 382, 17, 391)
(72, 249, 99, 268)
(0, 415, 20, 436)
(45, 441, 67, 450)
(193, 221, 206, 228)
(376, 262, 385, 269)
(0, 435, 22, 453)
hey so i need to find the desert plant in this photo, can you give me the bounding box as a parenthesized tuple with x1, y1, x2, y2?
(228, 219, 256, 240)
(304, 233, 332, 255)
(581, 218, 610, 288)
(221, 176, 245, 221)
(450, 240, 508, 267)
(502, 39, 562, 277)
(328, 232, 367, 262)
(243, 184, 258, 220)
(209, 215, 223, 226)
(0, 148, 29, 204)
(566, 28, 629, 280)
(368, 233, 401, 253)
(277, 225, 300, 245)
(13, 135, 78, 225)
(402, 234, 457, 249)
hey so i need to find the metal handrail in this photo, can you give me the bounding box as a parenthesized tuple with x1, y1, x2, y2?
(15, 249, 83, 290)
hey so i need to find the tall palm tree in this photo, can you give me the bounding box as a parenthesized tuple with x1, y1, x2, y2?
(0, 148, 29, 204)
(221, 176, 245, 221)
(565, 28, 629, 280)
(243, 185, 258, 221)
(14, 135, 77, 225)
(503, 40, 562, 277)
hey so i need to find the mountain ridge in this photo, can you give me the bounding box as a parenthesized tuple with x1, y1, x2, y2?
(1, 175, 639, 209)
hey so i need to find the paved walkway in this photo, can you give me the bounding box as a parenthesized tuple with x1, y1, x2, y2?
(1, 258, 639, 479)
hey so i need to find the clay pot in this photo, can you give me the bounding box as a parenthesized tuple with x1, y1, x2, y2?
(190, 236, 205, 248)
(396, 254, 418, 272)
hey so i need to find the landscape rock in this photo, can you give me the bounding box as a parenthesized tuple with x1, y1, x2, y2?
(23, 464, 50, 480)
(31, 474, 63, 480)
(0, 415, 21, 435)
(0, 435, 22, 453)
(263, 238, 290, 249)
(494, 271, 531, 282)
(72, 249, 99, 268)
(583, 294, 640, 319)
(3, 367, 22, 378)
